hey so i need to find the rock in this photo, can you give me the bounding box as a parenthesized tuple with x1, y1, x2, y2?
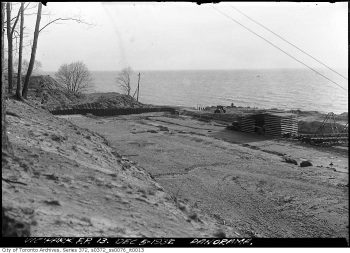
(213, 229, 226, 238)
(158, 126, 169, 131)
(283, 156, 298, 165)
(45, 173, 59, 181)
(44, 199, 61, 206)
(177, 202, 188, 212)
(188, 213, 200, 222)
(300, 160, 313, 167)
(51, 134, 66, 142)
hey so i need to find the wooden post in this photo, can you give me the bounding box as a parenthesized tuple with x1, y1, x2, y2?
(137, 72, 140, 102)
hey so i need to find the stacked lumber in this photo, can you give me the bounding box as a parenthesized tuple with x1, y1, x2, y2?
(264, 112, 298, 137)
(240, 116, 255, 133)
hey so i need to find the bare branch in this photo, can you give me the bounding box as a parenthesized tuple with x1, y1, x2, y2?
(24, 12, 50, 16)
(24, 3, 34, 11)
(4, 16, 17, 25)
(12, 29, 30, 39)
(11, 7, 21, 35)
(39, 17, 94, 33)
(116, 67, 133, 96)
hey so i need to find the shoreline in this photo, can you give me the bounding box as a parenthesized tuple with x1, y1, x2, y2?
(28, 74, 348, 116)
(24, 76, 347, 136)
(38, 91, 347, 136)
(170, 104, 348, 118)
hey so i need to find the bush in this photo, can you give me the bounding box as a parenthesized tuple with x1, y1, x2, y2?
(55, 61, 93, 94)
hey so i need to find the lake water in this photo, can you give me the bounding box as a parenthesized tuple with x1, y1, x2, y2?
(47, 69, 348, 114)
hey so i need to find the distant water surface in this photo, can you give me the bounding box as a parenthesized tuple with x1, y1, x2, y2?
(46, 69, 348, 114)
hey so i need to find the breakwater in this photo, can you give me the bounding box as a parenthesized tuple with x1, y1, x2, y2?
(49, 106, 177, 116)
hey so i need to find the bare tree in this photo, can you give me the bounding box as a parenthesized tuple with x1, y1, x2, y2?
(6, 2, 21, 94)
(22, 2, 42, 99)
(55, 61, 93, 94)
(16, 2, 24, 99)
(13, 2, 93, 99)
(6, 3, 12, 93)
(117, 67, 133, 96)
(2, 2, 11, 151)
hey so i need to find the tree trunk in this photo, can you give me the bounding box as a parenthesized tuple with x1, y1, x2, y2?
(22, 3, 42, 99)
(16, 2, 24, 99)
(2, 2, 10, 151)
(6, 2, 13, 94)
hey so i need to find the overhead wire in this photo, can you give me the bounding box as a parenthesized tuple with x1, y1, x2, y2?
(229, 5, 348, 81)
(210, 5, 347, 91)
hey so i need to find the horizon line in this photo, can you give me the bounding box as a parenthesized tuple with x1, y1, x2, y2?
(42, 67, 348, 73)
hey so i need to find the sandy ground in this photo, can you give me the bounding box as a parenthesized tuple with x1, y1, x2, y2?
(65, 112, 349, 239)
(3, 99, 233, 237)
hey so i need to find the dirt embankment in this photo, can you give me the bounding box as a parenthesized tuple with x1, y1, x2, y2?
(26, 75, 81, 109)
(71, 92, 147, 109)
(65, 112, 349, 240)
(2, 99, 233, 237)
(26, 75, 148, 111)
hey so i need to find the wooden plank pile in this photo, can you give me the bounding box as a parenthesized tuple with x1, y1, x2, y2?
(240, 116, 255, 133)
(264, 112, 298, 137)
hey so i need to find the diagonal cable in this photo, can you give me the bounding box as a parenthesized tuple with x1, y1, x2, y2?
(230, 5, 348, 80)
(211, 5, 347, 91)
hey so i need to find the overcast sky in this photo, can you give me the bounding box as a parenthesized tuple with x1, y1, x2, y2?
(21, 2, 348, 72)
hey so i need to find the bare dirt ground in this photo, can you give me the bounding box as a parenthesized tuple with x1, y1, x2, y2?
(3, 99, 233, 237)
(65, 112, 349, 240)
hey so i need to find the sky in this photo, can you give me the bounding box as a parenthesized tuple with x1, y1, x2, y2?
(18, 2, 348, 73)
